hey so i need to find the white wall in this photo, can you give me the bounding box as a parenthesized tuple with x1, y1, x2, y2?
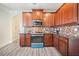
(11, 13, 22, 43)
(0, 4, 22, 48)
(0, 5, 12, 48)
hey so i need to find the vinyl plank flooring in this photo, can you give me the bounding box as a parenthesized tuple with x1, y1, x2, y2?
(8, 46, 20, 56)
(0, 42, 61, 56)
(0, 42, 17, 56)
(25, 47, 31, 56)
(21, 47, 28, 56)
(32, 48, 37, 56)
(28, 48, 33, 56)
(23, 47, 29, 56)
(39, 48, 44, 56)
(44, 47, 52, 56)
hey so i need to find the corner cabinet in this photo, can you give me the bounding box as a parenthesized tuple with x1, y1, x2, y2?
(23, 12, 32, 26)
(32, 9, 43, 20)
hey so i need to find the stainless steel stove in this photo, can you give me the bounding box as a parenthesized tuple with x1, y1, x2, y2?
(31, 33, 44, 48)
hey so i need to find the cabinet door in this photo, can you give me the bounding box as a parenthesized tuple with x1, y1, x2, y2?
(32, 9, 43, 20)
(26, 34, 31, 46)
(53, 36, 59, 49)
(62, 3, 77, 24)
(59, 37, 68, 56)
(54, 13, 58, 26)
(43, 13, 50, 27)
(49, 13, 55, 26)
(54, 4, 64, 26)
(78, 3, 79, 23)
(58, 9, 62, 25)
(20, 34, 26, 47)
(23, 12, 32, 26)
(44, 34, 53, 46)
(43, 13, 55, 27)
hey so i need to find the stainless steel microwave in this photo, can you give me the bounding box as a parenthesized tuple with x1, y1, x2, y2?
(32, 20, 42, 26)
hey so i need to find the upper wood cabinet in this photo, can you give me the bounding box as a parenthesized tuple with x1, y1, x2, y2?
(55, 6, 62, 26)
(43, 13, 55, 27)
(23, 12, 32, 26)
(55, 3, 78, 26)
(32, 9, 43, 20)
(55, 12, 61, 26)
(62, 3, 77, 24)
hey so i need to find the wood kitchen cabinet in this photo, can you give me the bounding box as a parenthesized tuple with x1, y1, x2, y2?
(20, 34, 31, 47)
(62, 3, 77, 24)
(20, 34, 26, 47)
(54, 13, 58, 26)
(43, 13, 55, 27)
(78, 3, 79, 23)
(55, 12, 60, 26)
(55, 3, 78, 26)
(55, 6, 62, 26)
(23, 12, 32, 26)
(59, 37, 68, 56)
(44, 34, 53, 46)
(53, 35, 59, 49)
(53, 34, 79, 56)
(32, 9, 43, 20)
(26, 34, 31, 47)
(53, 35, 68, 56)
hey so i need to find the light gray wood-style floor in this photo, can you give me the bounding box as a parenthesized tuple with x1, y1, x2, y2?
(0, 42, 61, 56)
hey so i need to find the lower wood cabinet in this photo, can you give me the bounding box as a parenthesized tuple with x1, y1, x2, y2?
(53, 35, 59, 49)
(53, 35, 68, 56)
(53, 34, 79, 56)
(20, 34, 31, 47)
(20, 34, 25, 47)
(26, 34, 31, 47)
(44, 34, 53, 46)
(59, 37, 68, 56)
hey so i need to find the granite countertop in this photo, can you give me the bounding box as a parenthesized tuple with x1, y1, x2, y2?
(53, 33, 79, 40)
(19, 32, 53, 35)
(20, 32, 79, 39)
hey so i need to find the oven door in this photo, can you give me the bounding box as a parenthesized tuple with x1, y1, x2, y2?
(31, 35, 44, 48)
(31, 36, 43, 43)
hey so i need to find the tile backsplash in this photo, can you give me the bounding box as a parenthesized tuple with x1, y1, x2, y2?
(57, 25, 79, 37)
(20, 25, 79, 38)
(20, 26, 53, 33)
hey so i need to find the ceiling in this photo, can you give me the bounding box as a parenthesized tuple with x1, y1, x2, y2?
(0, 3, 63, 12)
